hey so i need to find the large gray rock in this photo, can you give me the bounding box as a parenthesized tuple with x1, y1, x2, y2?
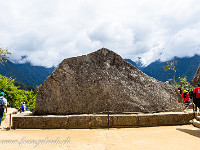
(34, 48, 183, 115)
(193, 65, 200, 85)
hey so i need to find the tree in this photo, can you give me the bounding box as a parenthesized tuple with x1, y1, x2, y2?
(163, 60, 177, 73)
(163, 60, 194, 90)
(0, 48, 11, 63)
(14, 81, 38, 94)
(163, 60, 177, 85)
(0, 48, 36, 109)
(179, 76, 194, 90)
(0, 74, 36, 109)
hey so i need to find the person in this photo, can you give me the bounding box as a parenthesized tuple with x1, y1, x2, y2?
(189, 89, 195, 109)
(178, 87, 182, 95)
(21, 102, 26, 112)
(189, 89, 194, 100)
(182, 90, 190, 109)
(0, 92, 7, 126)
(194, 83, 200, 111)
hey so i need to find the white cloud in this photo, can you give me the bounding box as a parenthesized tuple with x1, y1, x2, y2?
(0, 0, 200, 67)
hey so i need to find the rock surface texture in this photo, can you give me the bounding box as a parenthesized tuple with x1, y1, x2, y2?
(34, 48, 183, 115)
(193, 65, 200, 85)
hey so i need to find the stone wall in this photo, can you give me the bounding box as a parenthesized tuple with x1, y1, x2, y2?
(13, 112, 194, 129)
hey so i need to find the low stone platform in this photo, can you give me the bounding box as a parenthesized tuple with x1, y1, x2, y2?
(192, 112, 200, 128)
(12, 111, 194, 129)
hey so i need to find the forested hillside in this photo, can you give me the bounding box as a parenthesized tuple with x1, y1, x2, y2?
(125, 54, 200, 82)
(0, 60, 55, 86)
(1, 55, 200, 87)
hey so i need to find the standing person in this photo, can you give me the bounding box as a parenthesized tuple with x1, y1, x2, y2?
(178, 87, 182, 95)
(0, 92, 7, 126)
(182, 90, 190, 109)
(194, 83, 200, 111)
(189, 89, 195, 110)
(189, 89, 194, 100)
(21, 102, 26, 112)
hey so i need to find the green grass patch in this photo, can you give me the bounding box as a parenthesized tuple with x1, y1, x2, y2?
(2, 112, 6, 121)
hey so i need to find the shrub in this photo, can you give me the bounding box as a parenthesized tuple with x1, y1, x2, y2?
(0, 74, 36, 109)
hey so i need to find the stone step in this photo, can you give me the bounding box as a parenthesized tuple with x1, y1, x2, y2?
(188, 103, 194, 109)
(196, 116, 200, 121)
(192, 119, 200, 128)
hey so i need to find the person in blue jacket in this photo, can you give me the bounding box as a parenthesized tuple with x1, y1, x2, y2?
(0, 92, 7, 126)
(21, 102, 26, 112)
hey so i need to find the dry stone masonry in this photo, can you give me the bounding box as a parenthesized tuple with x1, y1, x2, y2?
(34, 48, 183, 115)
(193, 64, 200, 85)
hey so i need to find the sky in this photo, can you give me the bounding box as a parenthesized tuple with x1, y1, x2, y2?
(1, 0, 200, 67)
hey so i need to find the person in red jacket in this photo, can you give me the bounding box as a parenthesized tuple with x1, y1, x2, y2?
(194, 83, 200, 111)
(182, 90, 190, 109)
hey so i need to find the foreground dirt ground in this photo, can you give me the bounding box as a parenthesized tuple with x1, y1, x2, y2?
(0, 124, 200, 150)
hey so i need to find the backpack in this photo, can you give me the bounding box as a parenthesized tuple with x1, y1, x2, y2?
(0, 97, 4, 110)
(189, 91, 193, 98)
(183, 93, 186, 98)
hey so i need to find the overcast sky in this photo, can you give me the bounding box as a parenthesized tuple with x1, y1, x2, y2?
(1, 0, 200, 67)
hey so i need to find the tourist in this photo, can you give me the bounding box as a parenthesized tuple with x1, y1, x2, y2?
(189, 89, 194, 100)
(178, 87, 182, 95)
(189, 89, 195, 110)
(0, 92, 7, 126)
(182, 90, 190, 109)
(194, 83, 200, 111)
(21, 102, 26, 112)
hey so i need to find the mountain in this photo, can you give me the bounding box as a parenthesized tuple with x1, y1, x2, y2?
(1, 54, 200, 87)
(125, 54, 200, 82)
(0, 60, 55, 86)
(124, 59, 137, 66)
(142, 55, 200, 82)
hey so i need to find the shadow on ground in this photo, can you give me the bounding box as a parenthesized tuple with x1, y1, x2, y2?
(176, 128, 200, 138)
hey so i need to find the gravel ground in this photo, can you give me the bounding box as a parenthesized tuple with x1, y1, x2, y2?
(0, 125, 200, 150)
(1, 108, 200, 150)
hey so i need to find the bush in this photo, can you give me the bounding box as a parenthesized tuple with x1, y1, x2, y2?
(0, 74, 36, 109)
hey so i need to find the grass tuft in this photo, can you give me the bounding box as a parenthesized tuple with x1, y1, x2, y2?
(2, 112, 6, 121)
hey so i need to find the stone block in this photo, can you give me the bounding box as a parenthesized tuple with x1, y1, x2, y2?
(90, 115, 108, 128)
(68, 115, 91, 128)
(138, 114, 159, 127)
(111, 115, 138, 127)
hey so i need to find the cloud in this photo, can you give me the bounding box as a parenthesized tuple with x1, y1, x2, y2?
(0, 0, 200, 67)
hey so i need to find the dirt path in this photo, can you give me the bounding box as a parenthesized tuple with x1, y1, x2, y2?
(0, 125, 199, 150)
(1, 108, 18, 128)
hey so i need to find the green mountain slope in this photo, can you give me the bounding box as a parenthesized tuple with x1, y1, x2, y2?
(125, 55, 200, 82)
(1, 54, 199, 87)
(141, 55, 200, 82)
(0, 60, 55, 86)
